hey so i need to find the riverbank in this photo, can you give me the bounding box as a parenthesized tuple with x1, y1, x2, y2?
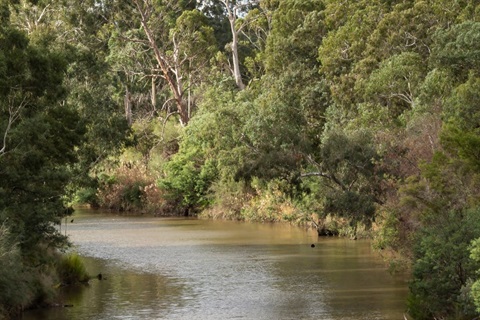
(81, 201, 375, 241)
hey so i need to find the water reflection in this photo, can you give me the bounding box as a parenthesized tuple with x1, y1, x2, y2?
(21, 257, 186, 320)
(22, 210, 408, 319)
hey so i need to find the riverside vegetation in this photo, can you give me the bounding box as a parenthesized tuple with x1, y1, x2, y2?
(1, 0, 480, 319)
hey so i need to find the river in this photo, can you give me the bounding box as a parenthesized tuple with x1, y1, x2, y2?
(22, 209, 408, 320)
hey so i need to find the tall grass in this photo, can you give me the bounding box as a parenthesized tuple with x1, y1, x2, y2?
(0, 223, 32, 317)
(56, 252, 90, 285)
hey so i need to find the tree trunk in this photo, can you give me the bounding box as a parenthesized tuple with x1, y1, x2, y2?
(151, 76, 156, 109)
(230, 18, 245, 90)
(124, 86, 132, 126)
(133, 0, 189, 125)
(222, 0, 245, 90)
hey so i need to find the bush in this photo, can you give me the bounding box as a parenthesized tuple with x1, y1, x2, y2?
(407, 208, 480, 319)
(468, 236, 480, 314)
(240, 178, 305, 224)
(160, 148, 217, 215)
(56, 252, 89, 285)
(0, 224, 59, 318)
(201, 179, 252, 220)
(75, 187, 100, 208)
(97, 166, 151, 212)
(0, 224, 30, 317)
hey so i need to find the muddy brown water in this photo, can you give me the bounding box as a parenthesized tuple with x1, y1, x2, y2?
(21, 209, 408, 320)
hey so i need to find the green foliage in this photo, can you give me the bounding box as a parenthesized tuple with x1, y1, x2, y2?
(441, 74, 480, 171)
(74, 187, 99, 208)
(470, 238, 480, 313)
(160, 145, 218, 213)
(431, 21, 480, 77)
(0, 12, 82, 260)
(0, 223, 66, 318)
(172, 9, 217, 71)
(0, 3, 97, 315)
(324, 191, 375, 224)
(307, 129, 383, 226)
(364, 52, 426, 117)
(3, 0, 480, 317)
(266, 0, 325, 74)
(408, 208, 480, 319)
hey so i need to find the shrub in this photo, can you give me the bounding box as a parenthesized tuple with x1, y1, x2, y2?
(160, 149, 217, 215)
(0, 223, 50, 317)
(143, 183, 180, 216)
(200, 179, 252, 220)
(97, 166, 150, 212)
(0, 224, 28, 317)
(407, 208, 480, 319)
(240, 178, 305, 224)
(75, 187, 100, 208)
(56, 252, 90, 285)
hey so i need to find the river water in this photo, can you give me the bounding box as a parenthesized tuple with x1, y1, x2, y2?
(22, 209, 408, 320)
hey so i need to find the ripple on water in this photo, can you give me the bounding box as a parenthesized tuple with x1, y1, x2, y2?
(38, 211, 409, 320)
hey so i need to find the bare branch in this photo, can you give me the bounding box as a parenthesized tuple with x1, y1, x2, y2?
(1, 96, 28, 156)
(302, 153, 349, 191)
(300, 171, 332, 179)
(240, 29, 262, 51)
(36, 4, 51, 26)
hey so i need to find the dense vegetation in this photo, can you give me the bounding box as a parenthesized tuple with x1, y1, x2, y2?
(1, 0, 480, 318)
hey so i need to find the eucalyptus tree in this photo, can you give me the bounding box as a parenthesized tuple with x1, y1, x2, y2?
(199, 0, 271, 89)
(217, 0, 260, 89)
(108, 0, 217, 126)
(255, 0, 385, 225)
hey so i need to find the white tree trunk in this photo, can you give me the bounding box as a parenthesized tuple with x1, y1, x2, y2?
(221, 0, 245, 90)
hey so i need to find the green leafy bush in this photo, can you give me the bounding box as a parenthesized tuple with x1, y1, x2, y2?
(75, 187, 100, 208)
(160, 149, 217, 215)
(407, 208, 480, 319)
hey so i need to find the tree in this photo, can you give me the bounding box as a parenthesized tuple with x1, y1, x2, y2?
(364, 52, 426, 117)
(431, 21, 480, 79)
(0, 3, 84, 260)
(441, 75, 480, 171)
(265, 0, 324, 74)
(217, 0, 260, 89)
(120, 0, 216, 125)
(302, 130, 383, 223)
(132, 0, 189, 125)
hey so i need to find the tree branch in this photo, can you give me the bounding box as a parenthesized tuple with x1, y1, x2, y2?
(1, 96, 28, 156)
(132, 0, 189, 125)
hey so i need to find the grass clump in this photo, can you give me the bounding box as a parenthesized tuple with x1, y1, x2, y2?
(56, 252, 90, 285)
